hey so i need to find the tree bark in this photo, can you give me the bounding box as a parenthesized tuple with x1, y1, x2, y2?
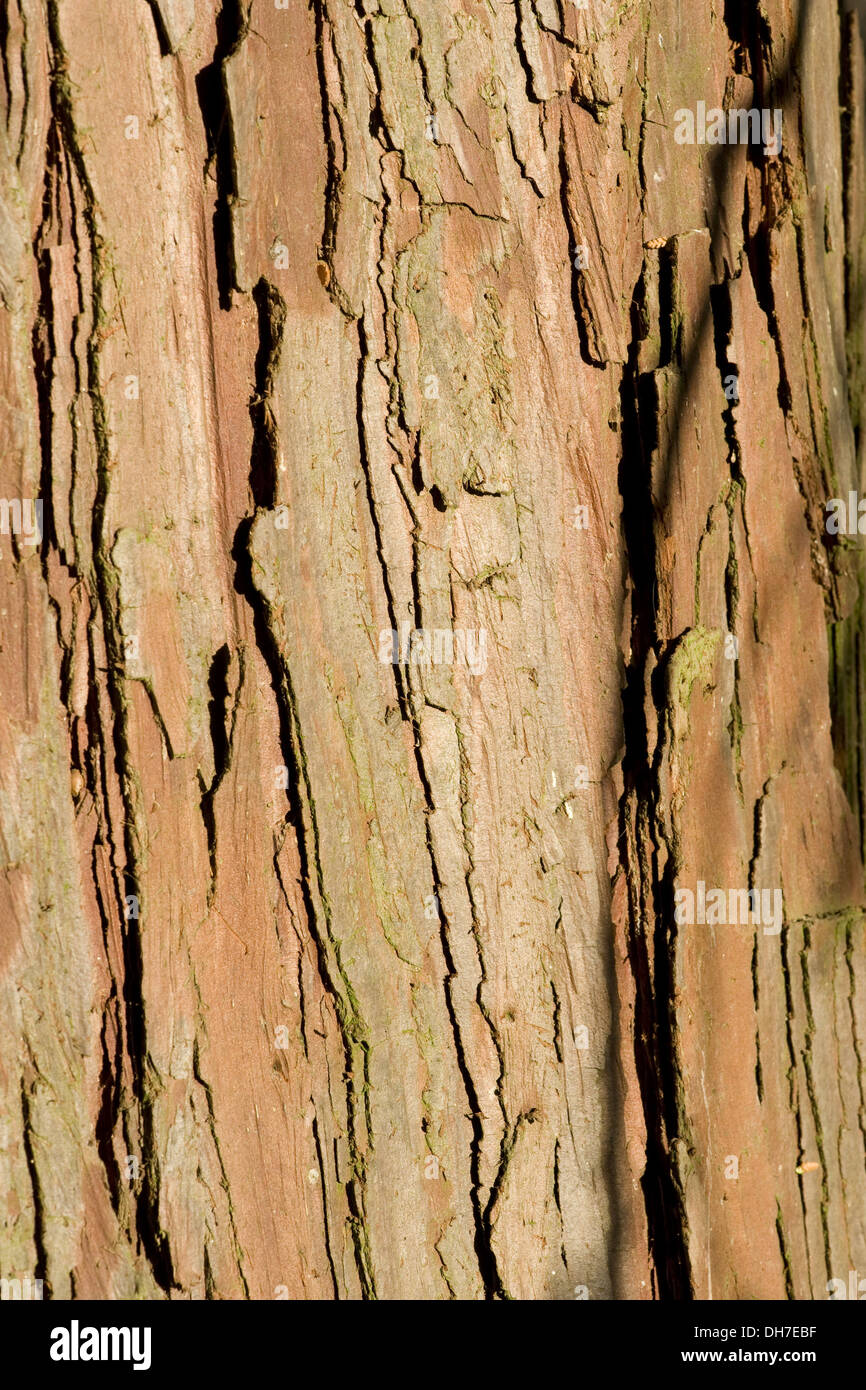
(1, 0, 865, 1300)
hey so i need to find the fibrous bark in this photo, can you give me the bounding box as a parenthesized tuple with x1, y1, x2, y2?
(0, 0, 865, 1300)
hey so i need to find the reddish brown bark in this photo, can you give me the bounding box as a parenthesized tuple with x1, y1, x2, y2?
(0, 0, 865, 1300)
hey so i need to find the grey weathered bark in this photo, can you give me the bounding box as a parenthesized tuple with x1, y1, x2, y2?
(0, 0, 865, 1300)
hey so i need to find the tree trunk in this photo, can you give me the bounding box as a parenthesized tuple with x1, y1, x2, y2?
(1, 0, 865, 1301)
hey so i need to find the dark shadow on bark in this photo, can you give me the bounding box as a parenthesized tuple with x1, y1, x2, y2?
(610, 0, 866, 1299)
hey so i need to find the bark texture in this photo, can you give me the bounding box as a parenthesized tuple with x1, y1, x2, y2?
(1, 0, 865, 1301)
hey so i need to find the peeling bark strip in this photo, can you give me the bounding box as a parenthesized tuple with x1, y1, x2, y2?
(0, 0, 865, 1302)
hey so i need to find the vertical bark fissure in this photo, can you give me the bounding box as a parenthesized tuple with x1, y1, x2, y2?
(616, 255, 693, 1296)
(191, 1038, 251, 1297)
(231, 304, 378, 1299)
(798, 927, 834, 1282)
(195, 0, 249, 309)
(43, 0, 176, 1292)
(20, 1074, 48, 1290)
(779, 922, 815, 1297)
